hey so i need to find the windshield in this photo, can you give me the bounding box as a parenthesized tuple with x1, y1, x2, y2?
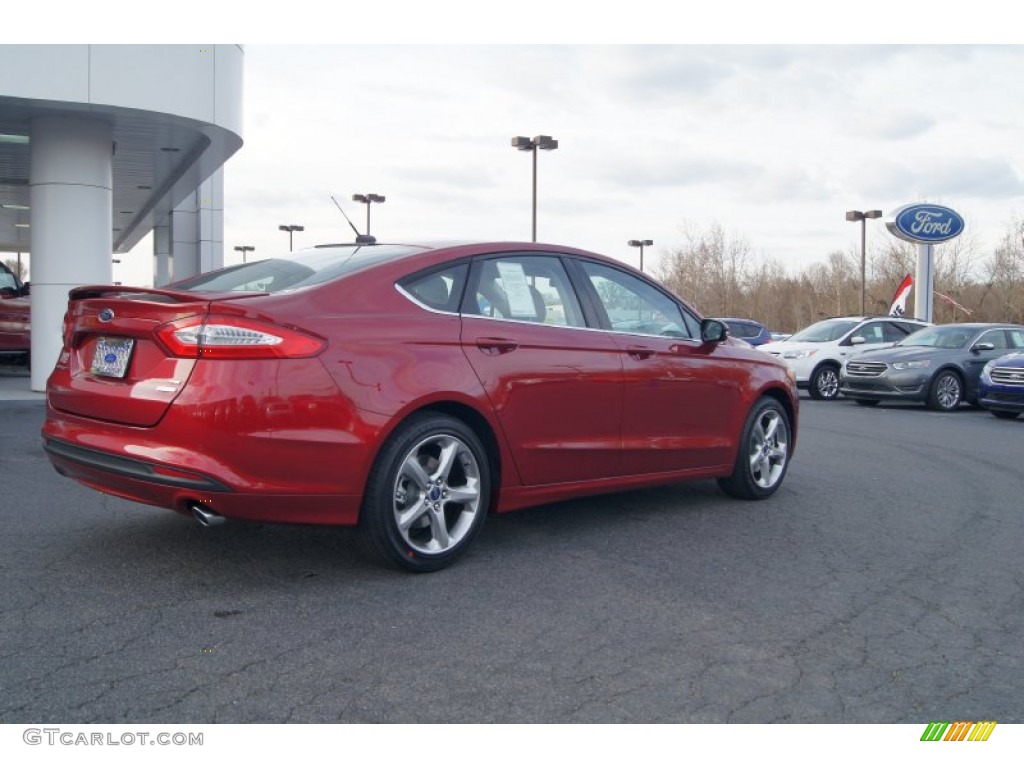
(896, 325, 974, 349)
(169, 244, 429, 293)
(787, 319, 858, 343)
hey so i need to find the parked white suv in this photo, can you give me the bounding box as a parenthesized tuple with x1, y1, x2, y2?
(758, 316, 931, 400)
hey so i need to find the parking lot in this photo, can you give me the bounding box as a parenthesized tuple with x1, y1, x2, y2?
(1, 371, 1022, 724)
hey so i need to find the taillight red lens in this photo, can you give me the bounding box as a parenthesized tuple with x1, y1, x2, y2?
(154, 315, 325, 359)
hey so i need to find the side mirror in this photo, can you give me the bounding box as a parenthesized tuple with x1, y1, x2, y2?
(972, 342, 995, 353)
(21, 281, 29, 296)
(850, 335, 867, 345)
(700, 318, 728, 344)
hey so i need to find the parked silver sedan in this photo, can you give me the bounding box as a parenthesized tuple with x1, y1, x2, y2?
(839, 323, 1024, 411)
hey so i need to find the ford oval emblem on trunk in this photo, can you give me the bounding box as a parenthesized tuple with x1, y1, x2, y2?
(887, 203, 964, 244)
(98, 309, 115, 322)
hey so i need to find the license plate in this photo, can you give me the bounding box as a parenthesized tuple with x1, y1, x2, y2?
(90, 337, 135, 378)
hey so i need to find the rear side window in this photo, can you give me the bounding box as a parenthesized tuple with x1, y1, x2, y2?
(397, 263, 468, 312)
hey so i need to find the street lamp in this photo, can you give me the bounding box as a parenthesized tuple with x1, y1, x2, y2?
(627, 239, 653, 272)
(846, 209, 883, 315)
(234, 245, 255, 264)
(511, 134, 558, 242)
(352, 194, 385, 236)
(278, 224, 304, 251)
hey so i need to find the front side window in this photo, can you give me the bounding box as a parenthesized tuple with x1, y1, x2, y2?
(463, 255, 586, 328)
(976, 330, 1009, 350)
(855, 321, 901, 344)
(579, 261, 695, 339)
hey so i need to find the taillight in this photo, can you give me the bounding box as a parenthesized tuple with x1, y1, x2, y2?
(154, 315, 325, 359)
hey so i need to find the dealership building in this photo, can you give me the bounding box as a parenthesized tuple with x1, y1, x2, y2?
(0, 44, 244, 390)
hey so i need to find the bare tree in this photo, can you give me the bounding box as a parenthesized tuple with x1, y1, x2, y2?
(3, 257, 27, 281)
(654, 212, 1022, 332)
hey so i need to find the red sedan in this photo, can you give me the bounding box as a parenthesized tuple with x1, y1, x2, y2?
(43, 241, 798, 571)
(0, 260, 30, 364)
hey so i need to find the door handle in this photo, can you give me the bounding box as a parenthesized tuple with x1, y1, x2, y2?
(476, 337, 518, 355)
(625, 346, 655, 360)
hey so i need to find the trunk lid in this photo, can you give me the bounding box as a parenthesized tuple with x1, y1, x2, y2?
(47, 286, 260, 427)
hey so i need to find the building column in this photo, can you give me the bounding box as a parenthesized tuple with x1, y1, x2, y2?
(169, 203, 199, 279)
(153, 221, 172, 287)
(29, 116, 113, 391)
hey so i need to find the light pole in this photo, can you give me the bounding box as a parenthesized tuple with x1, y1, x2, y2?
(511, 135, 558, 242)
(627, 239, 653, 272)
(352, 194, 385, 236)
(234, 245, 254, 264)
(278, 224, 304, 251)
(846, 209, 883, 315)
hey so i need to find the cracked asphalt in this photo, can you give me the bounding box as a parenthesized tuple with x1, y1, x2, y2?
(1, 396, 1022, 723)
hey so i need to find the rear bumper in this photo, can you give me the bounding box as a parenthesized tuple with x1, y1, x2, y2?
(44, 435, 363, 525)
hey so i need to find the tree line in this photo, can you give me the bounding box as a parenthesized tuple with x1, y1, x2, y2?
(657, 219, 1024, 333)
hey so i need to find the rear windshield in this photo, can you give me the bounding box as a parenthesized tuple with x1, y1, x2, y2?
(169, 244, 429, 294)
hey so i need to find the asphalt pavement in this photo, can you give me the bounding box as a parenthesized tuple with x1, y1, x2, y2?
(1, 381, 1023, 724)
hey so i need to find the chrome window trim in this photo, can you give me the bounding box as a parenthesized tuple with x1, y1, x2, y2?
(393, 283, 700, 341)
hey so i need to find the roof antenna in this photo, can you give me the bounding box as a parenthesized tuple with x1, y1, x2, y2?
(330, 194, 377, 245)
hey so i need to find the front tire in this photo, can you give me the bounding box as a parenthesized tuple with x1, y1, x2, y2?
(927, 371, 963, 411)
(809, 364, 840, 400)
(718, 397, 792, 500)
(359, 413, 490, 572)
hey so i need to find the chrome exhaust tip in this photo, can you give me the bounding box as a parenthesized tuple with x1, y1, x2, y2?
(191, 504, 226, 527)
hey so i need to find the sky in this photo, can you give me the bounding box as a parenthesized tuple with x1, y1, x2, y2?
(205, 42, 1024, 284)
(22, 3, 1024, 287)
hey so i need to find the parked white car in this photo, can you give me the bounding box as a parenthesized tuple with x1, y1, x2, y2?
(759, 316, 931, 400)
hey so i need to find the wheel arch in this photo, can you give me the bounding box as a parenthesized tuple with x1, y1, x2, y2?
(929, 364, 965, 390)
(757, 386, 798, 452)
(368, 399, 506, 518)
(812, 358, 841, 377)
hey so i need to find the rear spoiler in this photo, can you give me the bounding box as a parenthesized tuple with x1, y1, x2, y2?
(68, 285, 266, 302)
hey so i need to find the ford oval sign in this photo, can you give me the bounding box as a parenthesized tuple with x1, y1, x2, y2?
(888, 203, 964, 244)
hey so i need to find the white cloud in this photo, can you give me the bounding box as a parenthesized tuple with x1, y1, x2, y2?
(111, 42, 1024, 286)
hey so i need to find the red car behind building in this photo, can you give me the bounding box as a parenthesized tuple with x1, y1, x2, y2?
(0, 260, 30, 365)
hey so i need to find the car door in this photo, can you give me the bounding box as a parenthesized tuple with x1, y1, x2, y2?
(459, 253, 624, 486)
(574, 259, 742, 474)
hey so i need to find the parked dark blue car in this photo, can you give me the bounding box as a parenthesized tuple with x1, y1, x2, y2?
(716, 317, 772, 346)
(979, 351, 1024, 419)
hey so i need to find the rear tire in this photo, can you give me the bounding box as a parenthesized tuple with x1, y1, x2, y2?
(718, 397, 792, 500)
(808, 364, 840, 401)
(358, 413, 490, 572)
